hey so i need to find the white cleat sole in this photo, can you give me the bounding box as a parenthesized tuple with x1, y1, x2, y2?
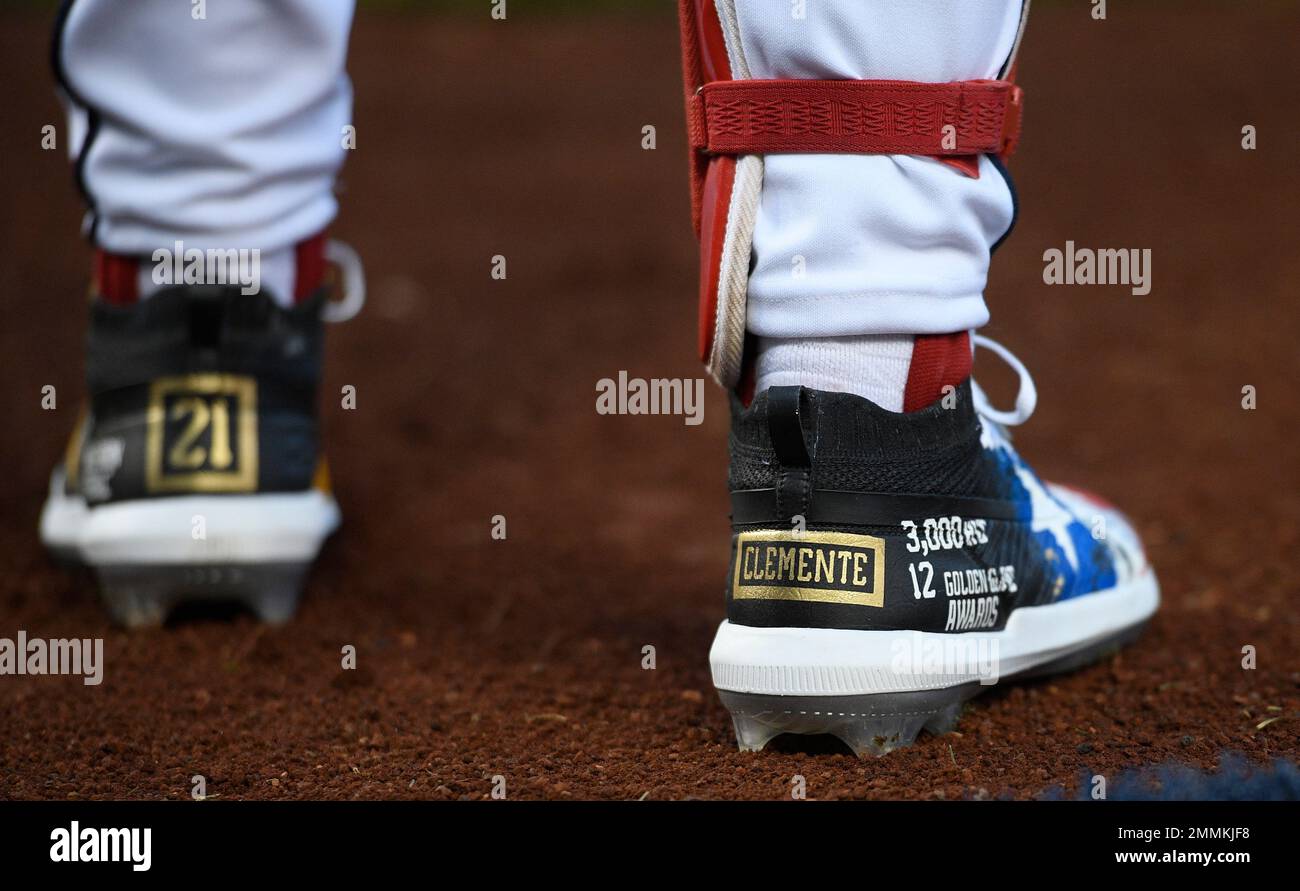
(710, 571, 1159, 756)
(40, 469, 339, 627)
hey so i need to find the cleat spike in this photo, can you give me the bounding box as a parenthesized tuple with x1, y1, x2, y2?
(922, 700, 967, 737)
(730, 712, 782, 752)
(98, 572, 173, 629)
(833, 714, 930, 757)
(95, 563, 310, 627)
(717, 686, 982, 757)
(245, 571, 308, 625)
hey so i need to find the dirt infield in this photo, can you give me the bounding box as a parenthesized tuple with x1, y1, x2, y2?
(1, 5, 1297, 800)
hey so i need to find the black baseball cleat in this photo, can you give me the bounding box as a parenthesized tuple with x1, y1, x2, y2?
(710, 337, 1159, 755)
(40, 242, 364, 627)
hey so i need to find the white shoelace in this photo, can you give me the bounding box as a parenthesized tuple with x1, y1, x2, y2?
(322, 239, 366, 324)
(970, 333, 1037, 428)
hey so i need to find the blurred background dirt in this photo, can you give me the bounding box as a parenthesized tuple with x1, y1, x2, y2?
(0, 2, 1297, 799)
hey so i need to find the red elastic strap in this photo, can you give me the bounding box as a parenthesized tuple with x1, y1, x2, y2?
(903, 331, 973, 414)
(689, 78, 1023, 159)
(293, 231, 328, 303)
(94, 252, 139, 305)
(92, 233, 329, 305)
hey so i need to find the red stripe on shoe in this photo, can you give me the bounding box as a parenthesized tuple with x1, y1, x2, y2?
(903, 331, 972, 413)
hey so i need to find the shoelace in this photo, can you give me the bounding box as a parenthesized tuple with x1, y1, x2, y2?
(322, 239, 366, 324)
(970, 333, 1037, 428)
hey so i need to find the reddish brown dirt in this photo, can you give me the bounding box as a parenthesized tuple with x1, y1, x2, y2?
(1, 6, 1297, 801)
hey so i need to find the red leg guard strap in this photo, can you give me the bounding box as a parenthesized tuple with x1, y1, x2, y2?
(689, 78, 1023, 158)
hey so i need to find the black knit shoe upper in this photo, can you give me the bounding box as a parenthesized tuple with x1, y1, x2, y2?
(67, 285, 325, 504)
(725, 382, 1122, 633)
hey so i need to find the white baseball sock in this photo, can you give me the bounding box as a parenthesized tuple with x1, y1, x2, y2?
(754, 336, 916, 411)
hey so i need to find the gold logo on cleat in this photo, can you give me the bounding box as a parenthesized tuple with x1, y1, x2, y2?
(145, 374, 258, 493)
(732, 530, 886, 607)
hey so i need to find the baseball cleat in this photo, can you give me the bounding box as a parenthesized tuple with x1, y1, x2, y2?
(40, 242, 363, 627)
(711, 336, 1159, 756)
